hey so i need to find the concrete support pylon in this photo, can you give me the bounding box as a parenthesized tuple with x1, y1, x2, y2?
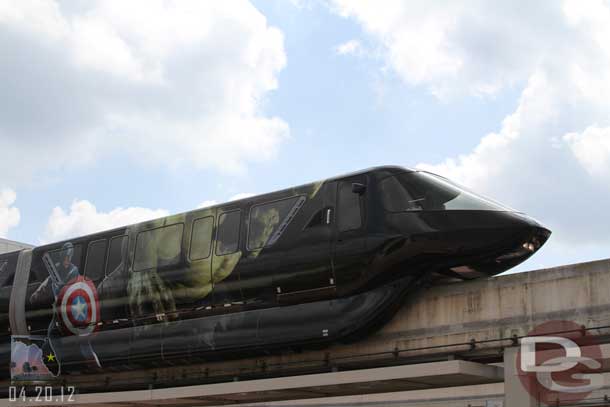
(504, 346, 538, 407)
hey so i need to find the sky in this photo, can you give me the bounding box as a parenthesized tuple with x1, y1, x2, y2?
(1, 0, 610, 273)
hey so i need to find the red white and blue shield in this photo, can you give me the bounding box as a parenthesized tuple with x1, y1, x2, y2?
(56, 276, 100, 336)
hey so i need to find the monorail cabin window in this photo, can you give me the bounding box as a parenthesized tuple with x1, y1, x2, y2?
(84, 239, 107, 283)
(106, 235, 127, 277)
(305, 208, 327, 228)
(248, 196, 304, 250)
(216, 211, 241, 255)
(190, 216, 214, 260)
(134, 223, 184, 271)
(338, 181, 362, 231)
(0, 260, 12, 287)
(28, 256, 44, 284)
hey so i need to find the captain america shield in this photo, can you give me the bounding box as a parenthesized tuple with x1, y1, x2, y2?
(56, 275, 100, 336)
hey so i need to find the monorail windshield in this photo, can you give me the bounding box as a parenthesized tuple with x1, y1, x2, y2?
(380, 171, 512, 212)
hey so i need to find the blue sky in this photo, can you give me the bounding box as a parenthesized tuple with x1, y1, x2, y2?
(1, 1, 610, 273)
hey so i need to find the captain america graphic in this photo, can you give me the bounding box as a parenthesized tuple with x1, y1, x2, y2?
(29, 242, 101, 374)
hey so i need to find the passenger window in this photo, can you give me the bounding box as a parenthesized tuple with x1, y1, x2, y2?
(190, 217, 214, 260)
(106, 235, 127, 277)
(28, 269, 41, 284)
(380, 175, 416, 212)
(338, 181, 362, 232)
(248, 196, 305, 250)
(216, 211, 241, 255)
(1, 273, 14, 288)
(0, 260, 12, 287)
(27, 254, 43, 284)
(134, 224, 184, 271)
(305, 208, 326, 229)
(84, 239, 107, 282)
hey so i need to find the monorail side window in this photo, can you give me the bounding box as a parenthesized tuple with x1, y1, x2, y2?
(0, 260, 12, 287)
(338, 181, 362, 231)
(248, 196, 305, 250)
(106, 235, 127, 277)
(134, 223, 184, 271)
(28, 254, 44, 284)
(305, 209, 325, 228)
(84, 239, 107, 283)
(190, 216, 214, 260)
(216, 211, 241, 255)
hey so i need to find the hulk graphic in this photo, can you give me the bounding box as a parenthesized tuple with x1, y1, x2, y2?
(127, 268, 176, 319)
(98, 213, 241, 326)
(123, 192, 309, 319)
(127, 219, 179, 321)
(249, 208, 280, 249)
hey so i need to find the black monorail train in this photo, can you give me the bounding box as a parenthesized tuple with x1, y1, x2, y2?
(0, 166, 550, 378)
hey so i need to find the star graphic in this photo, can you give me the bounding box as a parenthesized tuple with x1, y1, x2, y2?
(72, 296, 88, 321)
(46, 353, 56, 362)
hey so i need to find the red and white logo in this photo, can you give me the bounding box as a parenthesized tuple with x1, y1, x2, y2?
(517, 320, 602, 405)
(56, 275, 100, 336)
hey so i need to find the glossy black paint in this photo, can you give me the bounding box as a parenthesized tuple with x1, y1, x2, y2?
(0, 166, 550, 376)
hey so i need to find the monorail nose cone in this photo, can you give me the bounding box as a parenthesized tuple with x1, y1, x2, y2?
(513, 212, 552, 252)
(526, 224, 551, 254)
(489, 212, 551, 271)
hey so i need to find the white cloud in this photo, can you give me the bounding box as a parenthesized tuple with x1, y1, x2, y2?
(335, 39, 364, 57)
(229, 192, 256, 201)
(43, 200, 168, 243)
(0, 189, 20, 238)
(197, 200, 218, 209)
(334, 0, 610, 251)
(197, 192, 255, 209)
(0, 1, 288, 183)
(45, 191, 258, 243)
(332, 1, 579, 99)
(564, 126, 610, 178)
